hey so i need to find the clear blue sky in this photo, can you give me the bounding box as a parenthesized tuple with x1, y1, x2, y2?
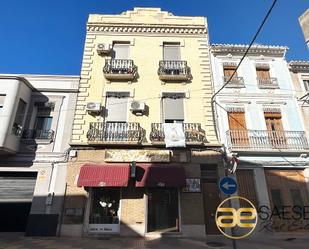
(0, 0, 308, 75)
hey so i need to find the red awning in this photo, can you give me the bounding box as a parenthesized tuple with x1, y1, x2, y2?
(135, 164, 186, 187)
(77, 164, 130, 187)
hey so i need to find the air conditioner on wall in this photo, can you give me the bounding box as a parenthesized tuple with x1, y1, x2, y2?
(86, 102, 101, 113)
(130, 101, 146, 115)
(97, 43, 112, 55)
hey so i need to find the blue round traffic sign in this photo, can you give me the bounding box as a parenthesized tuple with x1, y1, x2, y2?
(219, 177, 237, 195)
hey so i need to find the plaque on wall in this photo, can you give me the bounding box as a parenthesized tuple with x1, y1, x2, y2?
(105, 149, 170, 162)
(182, 178, 201, 193)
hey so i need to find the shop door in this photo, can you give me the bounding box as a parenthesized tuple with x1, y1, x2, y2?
(147, 188, 179, 233)
(89, 188, 120, 234)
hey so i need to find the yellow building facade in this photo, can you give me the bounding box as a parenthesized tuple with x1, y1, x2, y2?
(62, 8, 222, 238)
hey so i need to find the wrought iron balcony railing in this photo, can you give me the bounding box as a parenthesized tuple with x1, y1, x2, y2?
(150, 123, 206, 143)
(257, 77, 279, 89)
(223, 76, 245, 88)
(226, 130, 309, 151)
(103, 59, 137, 80)
(158, 60, 191, 81)
(87, 122, 144, 143)
(22, 130, 55, 140)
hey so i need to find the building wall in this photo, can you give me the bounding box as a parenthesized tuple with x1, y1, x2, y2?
(0, 74, 79, 235)
(70, 8, 217, 145)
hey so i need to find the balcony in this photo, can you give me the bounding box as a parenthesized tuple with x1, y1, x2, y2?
(226, 130, 309, 152)
(257, 77, 279, 89)
(158, 61, 191, 82)
(150, 123, 206, 144)
(223, 76, 245, 88)
(103, 59, 137, 81)
(21, 130, 55, 143)
(87, 122, 144, 144)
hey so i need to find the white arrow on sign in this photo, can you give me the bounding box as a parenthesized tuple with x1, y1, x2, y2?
(222, 182, 236, 190)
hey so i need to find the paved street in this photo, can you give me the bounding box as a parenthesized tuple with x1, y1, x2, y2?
(1, 233, 309, 249)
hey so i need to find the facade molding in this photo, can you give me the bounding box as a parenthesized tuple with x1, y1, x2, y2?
(211, 44, 288, 57)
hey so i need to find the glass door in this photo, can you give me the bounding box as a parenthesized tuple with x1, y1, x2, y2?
(88, 188, 120, 234)
(147, 188, 179, 233)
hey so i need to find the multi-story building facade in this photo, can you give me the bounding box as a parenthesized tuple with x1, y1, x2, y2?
(299, 9, 309, 49)
(290, 61, 309, 136)
(62, 8, 222, 237)
(211, 44, 309, 234)
(0, 74, 79, 235)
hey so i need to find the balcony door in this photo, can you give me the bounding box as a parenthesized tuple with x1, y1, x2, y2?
(105, 92, 129, 141)
(163, 43, 181, 61)
(264, 112, 286, 148)
(112, 42, 129, 60)
(227, 111, 248, 147)
(162, 93, 185, 123)
(34, 117, 53, 139)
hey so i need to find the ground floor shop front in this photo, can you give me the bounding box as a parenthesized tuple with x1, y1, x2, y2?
(60, 148, 223, 237)
(234, 161, 309, 234)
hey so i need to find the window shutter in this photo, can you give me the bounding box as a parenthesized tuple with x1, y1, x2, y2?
(106, 96, 128, 122)
(163, 97, 184, 121)
(223, 67, 238, 78)
(0, 95, 5, 105)
(227, 112, 247, 130)
(113, 43, 129, 59)
(163, 44, 181, 60)
(256, 68, 270, 79)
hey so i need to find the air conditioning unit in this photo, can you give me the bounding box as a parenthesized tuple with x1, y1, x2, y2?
(130, 101, 145, 115)
(97, 43, 111, 55)
(86, 102, 101, 113)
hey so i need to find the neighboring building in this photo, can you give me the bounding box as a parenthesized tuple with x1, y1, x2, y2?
(211, 44, 309, 234)
(0, 74, 79, 235)
(289, 61, 309, 136)
(62, 8, 222, 237)
(299, 9, 309, 49)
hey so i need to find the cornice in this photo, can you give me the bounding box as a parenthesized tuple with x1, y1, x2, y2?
(211, 44, 288, 57)
(289, 61, 309, 72)
(86, 24, 207, 35)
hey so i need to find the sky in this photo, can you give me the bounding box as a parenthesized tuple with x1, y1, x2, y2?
(0, 0, 308, 75)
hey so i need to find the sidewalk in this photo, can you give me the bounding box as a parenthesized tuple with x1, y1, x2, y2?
(0, 233, 309, 249)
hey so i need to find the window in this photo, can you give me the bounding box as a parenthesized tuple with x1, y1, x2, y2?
(112, 42, 129, 59)
(12, 99, 27, 135)
(264, 112, 284, 132)
(0, 94, 5, 110)
(105, 92, 130, 122)
(163, 43, 181, 61)
(303, 80, 309, 91)
(35, 117, 52, 131)
(162, 92, 185, 123)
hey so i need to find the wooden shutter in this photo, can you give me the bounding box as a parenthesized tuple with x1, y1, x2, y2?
(223, 66, 238, 78)
(228, 112, 247, 130)
(228, 112, 248, 146)
(256, 68, 270, 79)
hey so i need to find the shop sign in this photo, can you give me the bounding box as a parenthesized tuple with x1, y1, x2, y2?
(105, 149, 170, 162)
(182, 178, 201, 193)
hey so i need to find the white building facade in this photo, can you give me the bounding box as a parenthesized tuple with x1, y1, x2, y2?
(0, 74, 79, 235)
(211, 44, 309, 235)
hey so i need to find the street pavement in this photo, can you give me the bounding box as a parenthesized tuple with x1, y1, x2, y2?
(0, 233, 309, 249)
